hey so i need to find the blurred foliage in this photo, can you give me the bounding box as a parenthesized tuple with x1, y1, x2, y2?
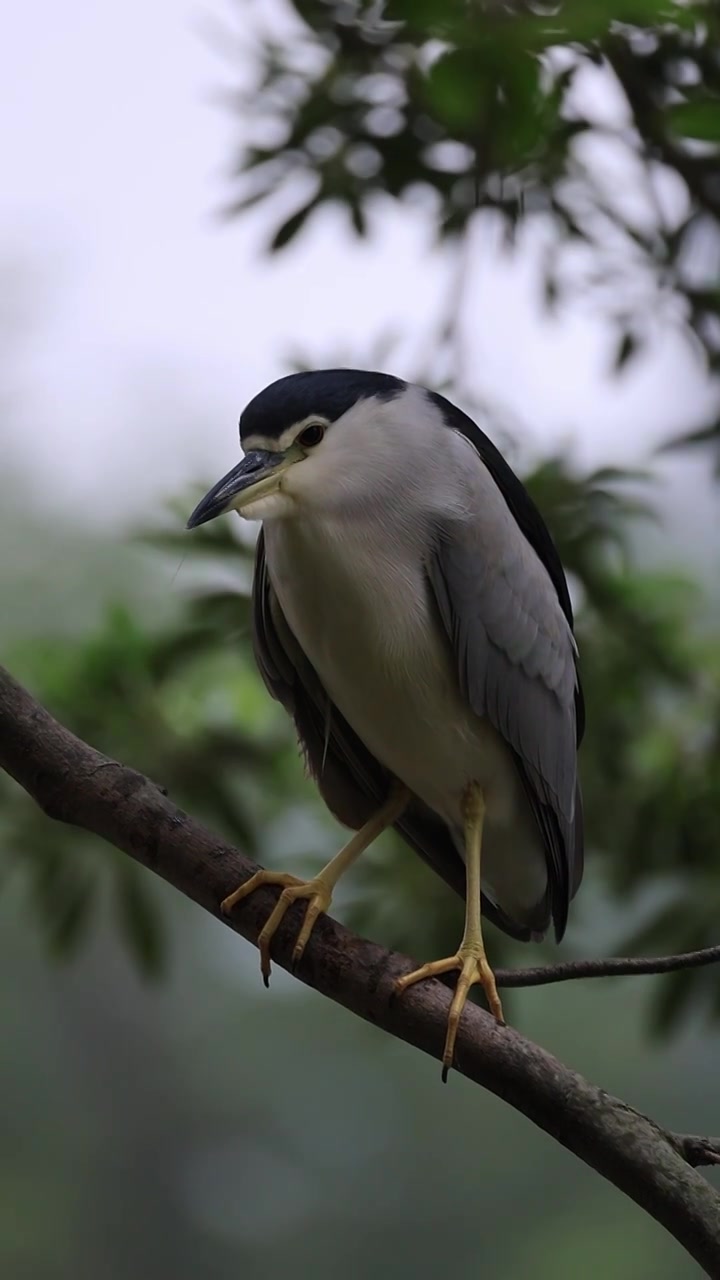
(224, 0, 720, 462)
(0, 525, 305, 976)
(2, 0, 720, 1037)
(3, 455, 720, 1030)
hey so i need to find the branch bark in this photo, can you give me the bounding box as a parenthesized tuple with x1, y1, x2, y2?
(674, 1136, 720, 1170)
(1, 664, 719, 1274)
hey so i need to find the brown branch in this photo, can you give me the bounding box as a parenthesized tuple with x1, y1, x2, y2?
(495, 945, 720, 989)
(673, 1136, 720, 1170)
(0, 663, 719, 1275)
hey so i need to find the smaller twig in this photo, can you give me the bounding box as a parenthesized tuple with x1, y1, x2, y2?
(672, 1135, 720, 1170)
(494, 944, 720, 989)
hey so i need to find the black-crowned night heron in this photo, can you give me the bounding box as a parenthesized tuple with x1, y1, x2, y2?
(188, 369, 584, 1077)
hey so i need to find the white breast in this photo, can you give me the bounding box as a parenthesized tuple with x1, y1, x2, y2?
(263, 512, 547, 919)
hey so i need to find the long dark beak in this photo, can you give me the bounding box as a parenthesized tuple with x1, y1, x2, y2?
(186, 450, 286, 529)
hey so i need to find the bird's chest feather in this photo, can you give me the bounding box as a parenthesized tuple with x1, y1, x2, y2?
(263, 518, 511, 820)
(266, 517, 441, 694)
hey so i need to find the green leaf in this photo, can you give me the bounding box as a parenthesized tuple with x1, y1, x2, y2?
(614, 330, 642, 371)
(29, 852, 97, 959)
(661, 420, 720, 460)
(668, 99, 720, 144)
(45, 874, 96, 957)
(349, 198, 367, 235)
(115, 869, 165, 978)
(270, 197, 322, 251)
(424, 50, 489, 134)
(650, 967, 693, 1035)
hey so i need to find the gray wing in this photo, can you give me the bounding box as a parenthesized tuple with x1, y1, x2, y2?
(252, 530, 532, 940)
(428, 461, 584, 941)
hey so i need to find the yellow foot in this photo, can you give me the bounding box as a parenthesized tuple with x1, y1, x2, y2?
(395, 944, 505, 1081)
(221, 870, 332, 986)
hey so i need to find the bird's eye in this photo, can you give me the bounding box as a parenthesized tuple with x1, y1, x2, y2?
(297, 422, 325, 449)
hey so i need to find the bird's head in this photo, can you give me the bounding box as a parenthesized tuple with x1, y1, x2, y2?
(186, 368, 443, 528)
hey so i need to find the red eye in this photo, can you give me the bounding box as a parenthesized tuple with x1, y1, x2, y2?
(298, 423, 325, 448)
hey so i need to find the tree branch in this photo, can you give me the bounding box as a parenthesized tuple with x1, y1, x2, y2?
(0, 663, 719, 1274)
(673, 1136, 720, 1170)
(495, 945, 720, 989)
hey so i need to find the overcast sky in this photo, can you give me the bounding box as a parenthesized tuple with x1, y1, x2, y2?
(2, 0, 717, 535)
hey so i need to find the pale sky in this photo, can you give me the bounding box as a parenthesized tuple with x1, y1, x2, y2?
(1, 0, 717, 535)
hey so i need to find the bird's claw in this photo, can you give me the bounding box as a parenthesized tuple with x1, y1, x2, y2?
(221, 869, 333, 984)
(395, 942, 504, 1080)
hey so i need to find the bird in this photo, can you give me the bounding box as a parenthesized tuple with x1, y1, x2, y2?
(187, 369, 584, 1078)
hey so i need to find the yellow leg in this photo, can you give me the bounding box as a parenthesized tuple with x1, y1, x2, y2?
(222, 783, 409, 985)
(395, 783, 504, 1081)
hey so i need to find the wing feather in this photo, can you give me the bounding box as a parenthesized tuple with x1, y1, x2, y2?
(428, 430, 584, 939)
